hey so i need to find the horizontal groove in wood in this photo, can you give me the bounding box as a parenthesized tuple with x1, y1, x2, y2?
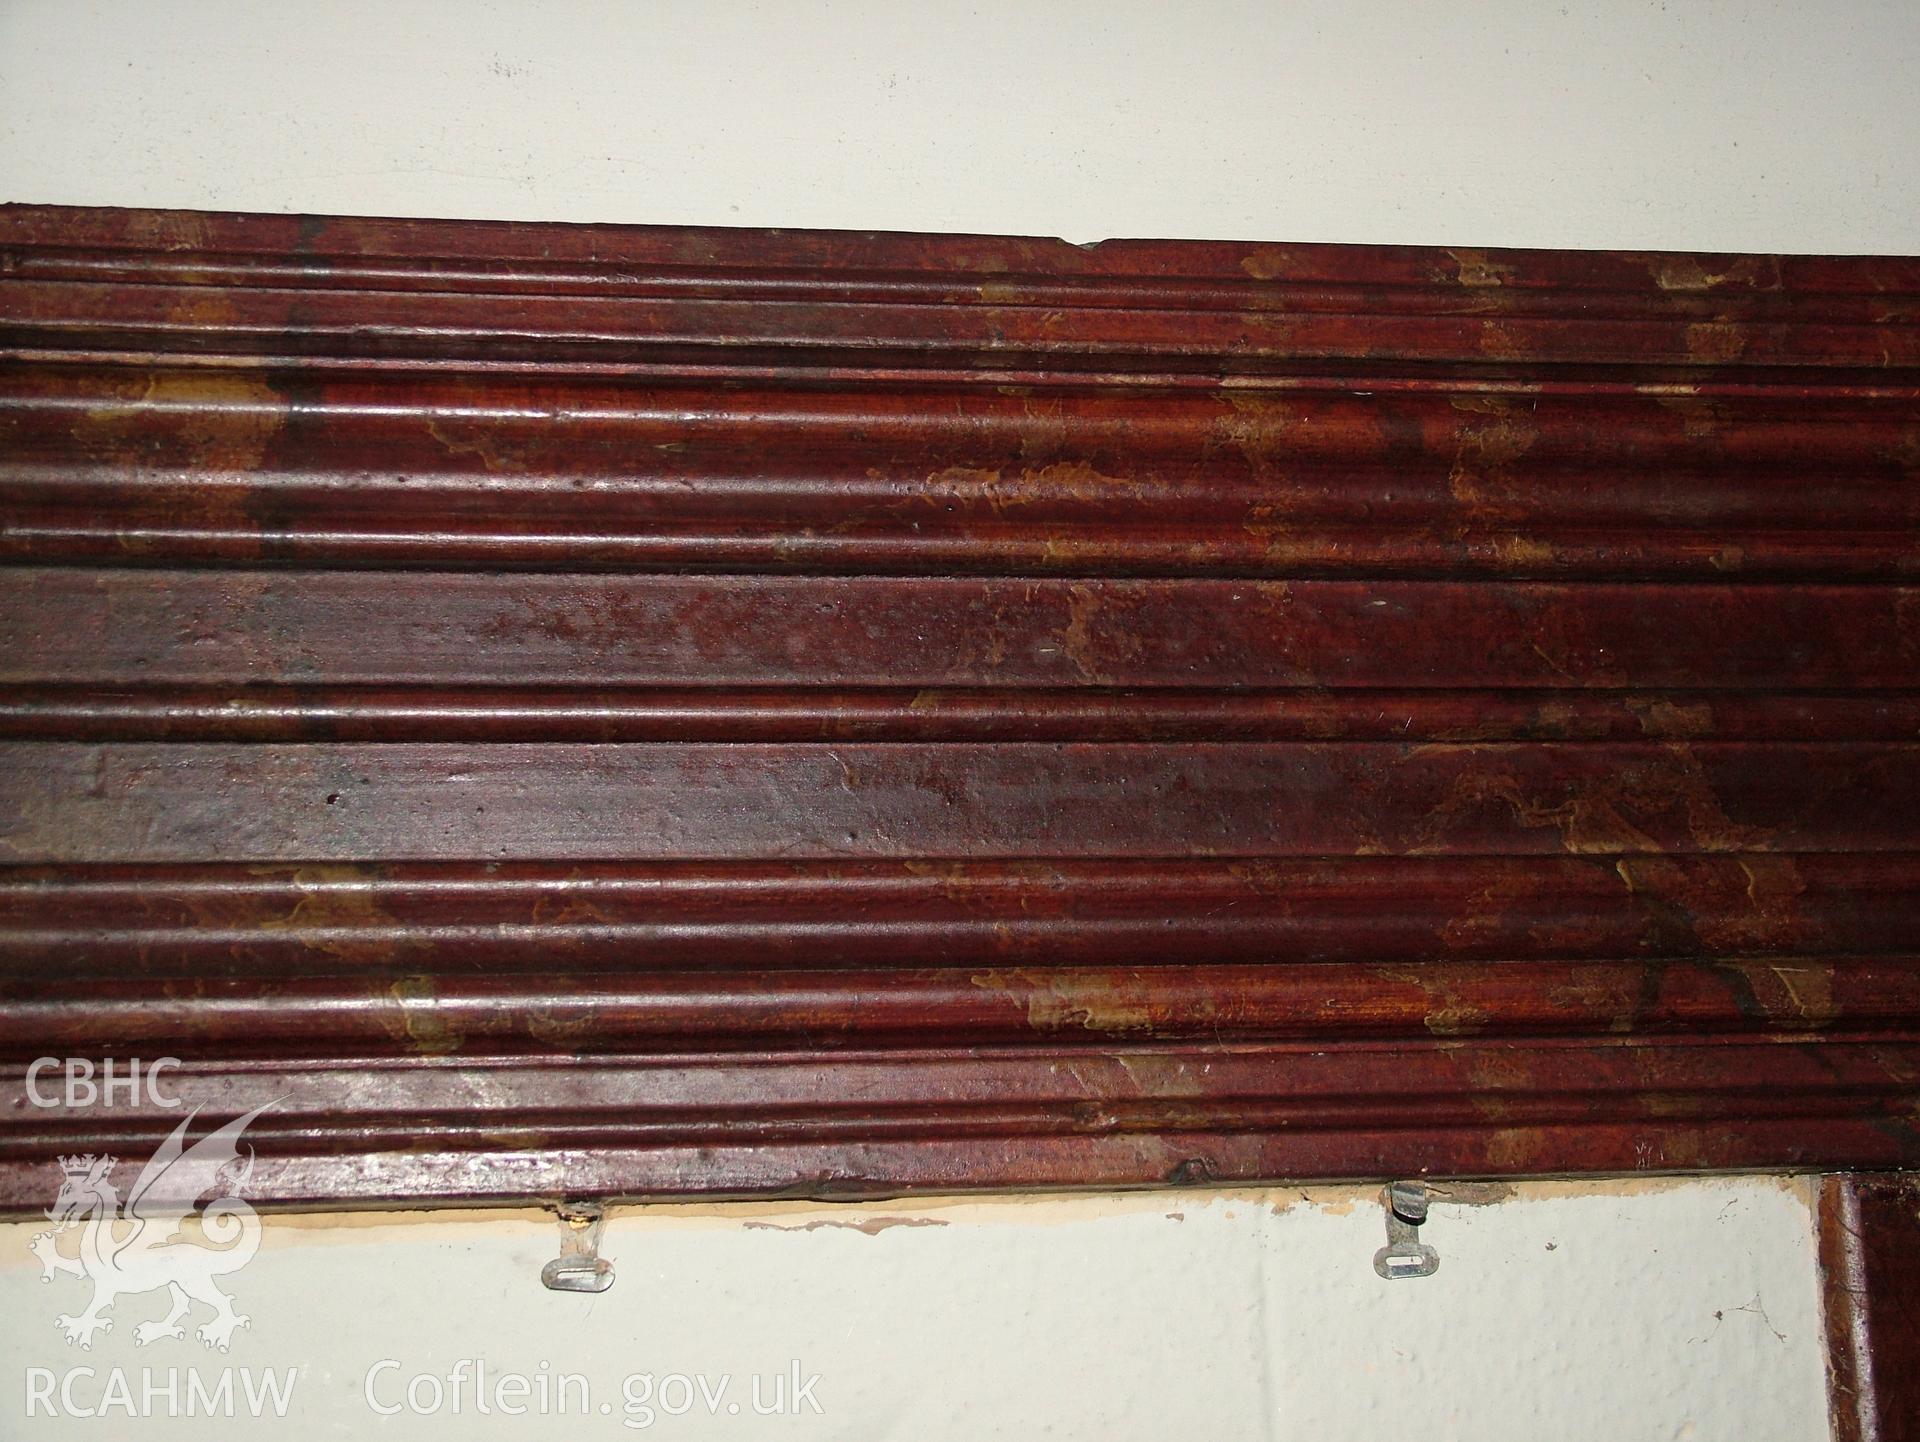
(8, 956, 1918, 1056)
(8, 1040, 1913, 1122)
(3, 742, 1914, 862)
(9, 240, 1917, 319)
(7, 1123, 1904, 1208)
(9, 1122, 1913, 1207)
(5, 203, 1916, 296)
(5, 242, 1919, 379)
(5, 853, 1915, 969)
(5, 686, 1915, 742)
(4, 370, 1917, 575)
(7, 570, 1915, 689)
(9, 374, 1909, 522)
(4, 1039, 1919, 1206)
(0, 1100, 1902, 1171)
(16, 519, 1917, 579)
(13, 355, 1920, 400)
(12, 367, 1913, 474)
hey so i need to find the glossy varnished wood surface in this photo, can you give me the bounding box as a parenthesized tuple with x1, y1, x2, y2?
(1819, 1173, 1920, 1441)
(2, 205, 1919, 1208)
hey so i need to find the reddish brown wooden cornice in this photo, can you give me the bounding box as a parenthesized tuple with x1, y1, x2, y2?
(2, 205, 1919, 1210)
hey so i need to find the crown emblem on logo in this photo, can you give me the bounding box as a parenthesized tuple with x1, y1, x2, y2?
(39, 1101, 280, 1352)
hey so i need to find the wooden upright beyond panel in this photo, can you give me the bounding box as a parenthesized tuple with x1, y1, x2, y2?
(1, 206, 1919, 1207)
(1819, 1173, 1920, 1441)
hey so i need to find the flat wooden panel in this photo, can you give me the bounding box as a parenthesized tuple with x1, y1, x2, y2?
(2, 741, 1916, 861)
(2, 204, 1919, 1211)
(9, 570, 1915, 689)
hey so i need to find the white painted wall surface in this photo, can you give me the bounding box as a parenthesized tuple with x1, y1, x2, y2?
(1, 1182, 1832, 1440)
(2, 0, 1919, 251)
(6, 1, 1917, 1434)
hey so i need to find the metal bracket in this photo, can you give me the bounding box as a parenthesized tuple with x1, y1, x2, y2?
(541, 1203, 614, 1293)
(1373, 1180, 1440, 1280)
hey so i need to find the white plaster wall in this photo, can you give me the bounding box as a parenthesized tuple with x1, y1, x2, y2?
(0, 1182, 1833, 1440)
(2, 0, 1918, 251)
(5, 1, 1915, 1435)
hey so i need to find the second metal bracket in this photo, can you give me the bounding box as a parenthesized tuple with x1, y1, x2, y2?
(541, 1203, 615, 1293)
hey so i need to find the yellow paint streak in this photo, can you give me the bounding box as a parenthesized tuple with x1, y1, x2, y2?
(1445, 248, 1519, 287)
(384, 976, 461, 1055)
(970, 968, 1162, 1034)
(1765, 963, 1839, 1028)
(1446, 396, 1538, 516)
(1684, 323, 1748, 363)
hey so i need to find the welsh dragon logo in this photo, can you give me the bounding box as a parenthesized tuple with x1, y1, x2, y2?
(30, 1101, 277, 1352)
